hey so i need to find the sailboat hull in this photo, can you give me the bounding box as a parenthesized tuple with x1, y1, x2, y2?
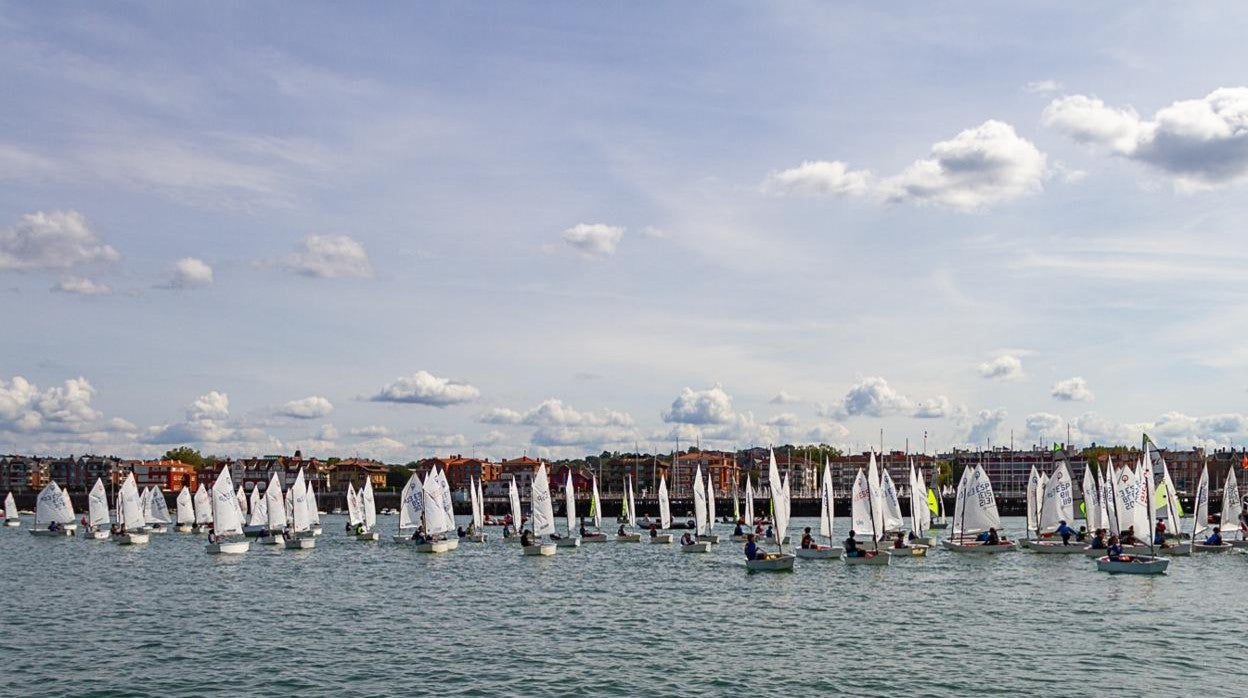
(523, 544, 557, 556)
(1024, 540, 1090, 554)
(353, 531, 380, 541)
(795, 546, 843, 559)
(616, 534, 642, 542)
(467, 533, 488, 542)
(929, 522, 949, 529)
(4, 519, 20, 527)
(680, 542, 711, 552)
(284, 537, 315, 549)
(310, 526, 323, 536)
(940, 540, 1018, 553)
(1096, 555, 1169, 574)
(555, 537, 582, 548)
(148, 525, 168, 534)
(746, 553, 796, 571)
(696, 535, 720, 544)
(844, 551, 891, 565)
(414, 540, 452, 553)
(87, 529, 110, 540)
(258, 536, 283, 545)
(206, 540, 250, 554)
(649, 534, 673, 544)
(1193, 542, 1234, 553)
(242, 525, 267, 538)
(114, 532, 151, 545)
(174, 524, 193, 533)
(29, 528, 74, 537)
(887, 545, 929, 557)
(582, 533, 608, 543)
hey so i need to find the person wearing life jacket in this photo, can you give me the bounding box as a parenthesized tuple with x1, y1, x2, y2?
(1076, 526, 1088, 542)
(1106, 534, 1127, 561)
(800, 527, 815, 549)
(681, 531, 695, 546)
(733, 521, 745, 536)
(743, 533, 765, 560)
(844, 530, 861, 557)
(985, 528, 1001, 545)
(1054, 520, 1077, 545)
(1090, 529, 1106, 549)
(893, 532, 909, 549)
(1205, 526, 1224, 546)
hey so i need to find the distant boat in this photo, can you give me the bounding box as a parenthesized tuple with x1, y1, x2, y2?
(193, 483, 212, 533)
(581, 475, 607, 543)
(4, 492, 19, 526)
(284, 469, 315, 550)
(1023, 463, 1085, 554)
(846, 456, 890, 565)
(523, 463, 557, 556)
(747, 449, 795, 571)
(146, 485, 171, 533)
(941, 463, 1016, 553)
(175, 487, 194, 533)
(698, 469, 719, 544)
(205, 466, 249, 554)
(393, 472, 424, 544)
(797, 456, 841, 559)
(114, 473, 150, 545)
(259, 473, 287, 546)
(30, 481, 75, 537)
(85, 478, 111, 540)
(649, 475, 673, 544)
(306, 483, 322, 536)
(1191, 464, 1232, 553)
(927, 462, 948, 529)
(244, 483, 268, 537)
(616, 476, 641, 542)
(1098, 450, 1168, 574)
(682, 467, 710, 553)
(467, 476, 487, 542)
(556, 469, 581, 548)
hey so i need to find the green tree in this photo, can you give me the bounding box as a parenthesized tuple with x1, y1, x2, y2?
(163, 446, 204, 468)
(387, 466, 412, 489)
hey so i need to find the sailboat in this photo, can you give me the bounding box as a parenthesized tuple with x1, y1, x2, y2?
(175, 487, 195, 532)
(1191, 465, 1234, 552)
(682, 467, 711, 552)
(260, 473, 287, 546)
(906, 460, 935, 548)
(617, 476, 641, 541)
(412, 470, 454, 553)
(394, 472, 424, 544)
(114, 473, 151, 545)
(193, 483, 212, 533)
(30, 481, 76, 537)
(796, 457, 841, 559)
(236, 484, 248, 522)
(244, 484, 267, 537)
(467, 477, 488, 542)
(145, 485, 171, 533)
(1097, 454, 1169, 573)
(927, 463, 948, 529)
(1024, 463, 1086, 553)
(205, 466, 249, 554)
(507, 476, 524, 542)
(523, 462, 558, 556)
(582, 475, 607, 542)
(846, 463, 889, 565)
(284, 469, 315, 549)
(556, 469, 581, 547)
(307, 482, 323, 536)
(1217, 468, 1242, 549)
(732, 475, 755, 542)
(84, 478, 111, 540)
(746, 449, 795, 570)
(433, 468, 459, 550)
(878, 467, 905, 541)
(356, 479, 380, 541)
(4, 492, 19, 526)
(942, 464, 1016, 552)
(698, 468, 720, 544)
(650, 475, 673, 543)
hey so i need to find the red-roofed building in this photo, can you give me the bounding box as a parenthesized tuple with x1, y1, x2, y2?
(417, 455, 499, 489)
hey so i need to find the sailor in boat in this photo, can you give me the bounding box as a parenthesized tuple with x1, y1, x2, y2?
(764, 524, 774, 539)
(207, 527, 218, 544)
(733, 519, 745, 537)
(1121, 526, 1137, 545)
(1106, 535, 1128, 561)
(467, 521, 476, 537)
(681, 531, 696, 546)
(1205, 527, 1224, 546)
(457, 526, 466, 538)
(617, 524, 626, 536)
(282, 528, 292, 542)
(1055, 520, 1077, 546)
(754, 523, 764, 536)
(743, 533, 772, 561)
(580, 521, 589, 537)
(1076, 526, 1088, 542)
(1089, 529, 1107, 549)
(648, 523, 658, 538)
(502, 524, 513, 538)
(985, 528, 1002, 545)
(412, 527, 428, 545)
(892, 532, 910, 550)
(800, 527, 815, 549)
(520, 529, 533, 547)
(110, 523, 120, 536)
(844, 530, 862, 557)
(975, 530, 991, 542)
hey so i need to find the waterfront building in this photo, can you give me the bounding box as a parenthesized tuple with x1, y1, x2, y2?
(132, 459, 198, 492)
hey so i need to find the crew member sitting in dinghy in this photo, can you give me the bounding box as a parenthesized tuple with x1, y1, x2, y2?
(1205, 527, 1223, 546)
(1106, 535, 1127, 561)
(734, 520, 745, 536)
(520, 529, 534, 547)
(844, 531, 861, 557)
(1076, 526, 1088, 542)
(1090, 529, 1107, 549)
(801, 527, 815, 549)
(617, 524, 626, 536)
(648, 523, 658, 538)
(743, 533, 771, 560)
(892, 532, 909, 550)
(985, 528, 1002, 545)
(1055, 520, 1077, 545)
(1122, 526, 1137, 545)
(681, 531, 696, 546)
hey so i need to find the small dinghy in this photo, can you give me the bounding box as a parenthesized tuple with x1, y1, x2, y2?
(113, 474, 150, 545)
(523, 543, 557, 556)
(844, 550, 891, 566)
(649, 533, 673, 544)
(285, 535, 315, 550)
(521, 462, 560, 557)
(466, 476, 488, 543)
(746, 449, 796, 572)
(204, 466, 250, 555)
(84, 478, 111, 540)
(943, 462, 1015, 553)
(286, 469, 316, 549)
(747, 553, 796, 570)
(617, 533, 642, 542)
(582, 532, 608, 543)
(681, 541, 711, 553)
(1025, 540, 1090, 554)
(3, 492, 19, 526)
(1192, 541, 1233, 553)
(797, 460, 841, 560)
(683, 468, 712, 553)
(174, 487, 195, 533)
(30, 481, 76, 536)
(1096, 554, 1169, 575)
(616, 476, 642, 542)
(650, 474, 675, 545)
(796, 546, 842, 559)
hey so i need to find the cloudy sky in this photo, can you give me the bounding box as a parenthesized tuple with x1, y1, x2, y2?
(3, 3, 1248, 462)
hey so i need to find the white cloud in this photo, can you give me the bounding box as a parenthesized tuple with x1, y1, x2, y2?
(762, 160, 873, 197)
(52, 276, 111, 296)
(1051, 377, 1094, 402)
(0, 376, 135, 449)
(1025, 80, 1063, 94)
(317, 424, 339, 440)
(285, 234, 373, 278)
(966, 408, 1008, 446)
(807, 423, 850, 443)
(978, 355, 1024, 381)
(1044, 88, 1248, 187)
(187, 391, 230, 421)
(828, 377, 912, 419)
(160, 257, 214, 289)
(765, 413, 800, 427)
(663, 385, 737, 425)
(562, 223, 624, 258)
(349, 425, 390, 437)
(353, 436, 407, 456)
(480, 398, 637, 448)
(912, 395, 954, 419)
(278, 395, 334, 419)
(0, 210, 120, 271)
(769, 390, 801, 405)
(369, 371, 480, 407)
(1024, 412, 1066, 443)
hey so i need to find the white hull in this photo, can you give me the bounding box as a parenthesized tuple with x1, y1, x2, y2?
(5, 519, 22, 527)
(1096, 555, 1169, 574)
(259, 536, 283, 545)
(87, 529, 110, 540)
(114, 532, 150, 545)
(555, 537, 582, 548)
(444, 538, 459, 550)
(941, 540, 1018, 553)
(746, 553, 796, 571)
(582, 533, 608, 543)
(523, 543, 557, 556)
(148, 526, 168, 534)
(310, 526, 323, 536)
(697, 534, 721, 544)
(1024, 540, 1091, 554)
(680, 542, 711, 552)
(174, 524, 193, 533)
(415, 540, 452, 553)
(29, 528, 74, 537)
(467, 533, 488, 542)
(887, 546, 929, 558)
(616, 534, 642, 542)
(911, 536, 936, 546)
(284, 537, 315, 549)
(795, 546, 843, 559)
(206, 540, 250, 554)
(1193, 542, 1234, 553)
(844, 551, 891, 565)
(649, 534, 673, 544)
(354, 531, 380, 541)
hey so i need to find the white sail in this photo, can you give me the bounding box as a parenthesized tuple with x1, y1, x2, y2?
(4, 491, 17, 520)
(290, 469, 311, 533)
(693, 467, 707, 536)
(744, 475, 755, 526)
(307, 483, 321, 525)
(658, 474, 672, 530)
(956, 465, 1001, 536)
(61, 485, 76, 521)
(1192, 464, 1210, 540)
(399, 472, 423, 530)
(879, 467, 904, 533)
(908, 462, 923, 537)
(1039, 463, 1075, 532)
(768, 449, 790, 548)
(1134, 459, 1154, 542)
(211, 466, 244, 535)
(237, 485, 248, 517)
(362, 478, 377, 531)
(820, 458, 835, 540)
(88, 478, 111, 528)
(266, 473, 287, 530)
(509, 476, 524, 531)
(422, 472, 450, 535)
(148, 485, 172, 524)
(1025, 465, 1041, 535)
(35, 481, 75, 526)
(591, 476, 603, 530)
(1101, 466, 1118, 536)
(118, 473, 145, 531)
(564, 469, 577, 536)
(1109, 460, 1140, 539)
(1221, 469, 1241, 533)
(951, 466, 970, 537)
(530, 463, 556, 537)
(866, 453, 885, 540)
(705, 472, 716, 534)
(346, 482, 362, 526)
(176, 488, 193, 526)
(139, 487, 152, 522)
(916, 465, 932, 531)
(248, 486, 268, 527)
(1081, 465, 1099, 531)
(193, 484, 212, 525)
(850, 469, 875, 543)
(626, 476, 637, 527)
(467, 477, 479, 529)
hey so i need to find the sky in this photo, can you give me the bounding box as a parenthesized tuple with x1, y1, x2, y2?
(3, 2, 1248, 462)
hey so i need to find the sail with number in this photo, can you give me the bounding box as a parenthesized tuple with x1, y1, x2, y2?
(530, 463, 556, 537)
(955, 465, 1001, 537)
(1191, 464, 1210, 541)
(658, 474, 672, 530)
(147, 485, 172, 524)
(211, 466, 244, 536)
(693, 467, 707, 536)
(346, 482, 362, 526)
(1082, 465, 1099, 531)
(176, 488, 194, 526)
(1039, 463, 1074, 533)
(879, 467, 904, 533)
(399, 473, 423, 530)
(422, 471, 450, 535)
(266, 473, 287, 531)
(565, 469, 578, 537)
(744, 475, 755, 526)
(193, 484, 212, 525)
(88, 478, 111, 529)
(118, 474, 145, 532)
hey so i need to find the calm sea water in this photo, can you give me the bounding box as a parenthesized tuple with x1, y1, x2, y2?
(1, 515, 1245, 697)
